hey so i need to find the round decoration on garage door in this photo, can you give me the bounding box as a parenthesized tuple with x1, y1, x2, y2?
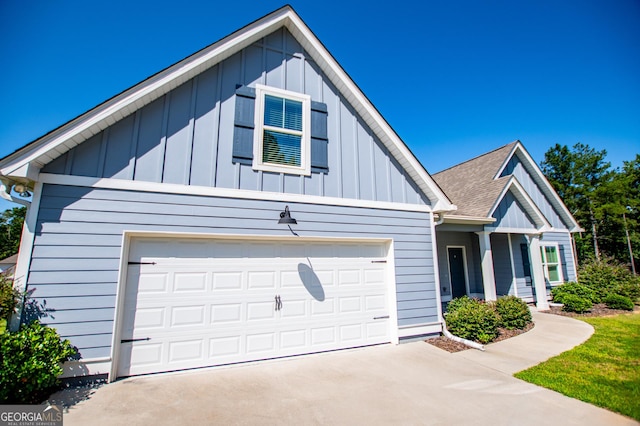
(116, 237, 392, 377)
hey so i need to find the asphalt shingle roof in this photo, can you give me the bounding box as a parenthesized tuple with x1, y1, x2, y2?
(432, 142, 517, 218)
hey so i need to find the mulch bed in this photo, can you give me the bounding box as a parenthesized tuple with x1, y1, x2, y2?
(426, 303, 639, 353)
(545, 303, 640, 318)
(426, 322, 535, 353)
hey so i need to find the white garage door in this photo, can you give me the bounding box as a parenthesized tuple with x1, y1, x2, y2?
(117, 237, 392, 377)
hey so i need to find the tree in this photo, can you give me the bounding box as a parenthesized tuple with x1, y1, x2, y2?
(0, 207, 26, 259)
(540, 143, 612, 262)
(595, 155, 639, 272)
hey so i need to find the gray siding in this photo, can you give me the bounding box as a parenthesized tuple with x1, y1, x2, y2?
(490, 233, 514, 296)
(42, 28, 429, 206)
(28, 183, 437, 359)
(501, 154, 568, 229)
(510, 234, 534, 300)
(435, 231, 482, 296)
(541, 232, 577, 282)
(492, 191, 537, 230)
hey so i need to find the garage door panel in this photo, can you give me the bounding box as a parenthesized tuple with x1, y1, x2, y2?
(119, 238, 392, 377)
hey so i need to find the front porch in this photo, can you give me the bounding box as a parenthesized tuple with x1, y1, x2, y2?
(436, 227, 574, 309)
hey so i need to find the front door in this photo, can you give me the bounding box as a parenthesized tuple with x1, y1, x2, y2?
(448, 247, 467, 298)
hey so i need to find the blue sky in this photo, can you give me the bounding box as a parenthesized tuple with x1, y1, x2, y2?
(0, 0, 638, 211)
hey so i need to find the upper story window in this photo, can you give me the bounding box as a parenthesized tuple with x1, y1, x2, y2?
(540, 243, 563, 284)
(253, 84, 311, 176)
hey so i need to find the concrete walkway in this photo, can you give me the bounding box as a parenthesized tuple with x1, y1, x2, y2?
(51, 310, 638, 425)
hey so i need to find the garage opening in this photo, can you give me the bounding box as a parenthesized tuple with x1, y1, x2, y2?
(116, 237, 393, 377)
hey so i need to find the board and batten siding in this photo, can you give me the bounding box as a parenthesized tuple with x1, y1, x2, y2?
(41, 27, 428, 206)
(491, 191, 537, 230)
(501, 154, 568, 229)
(28, 184, 437, 359)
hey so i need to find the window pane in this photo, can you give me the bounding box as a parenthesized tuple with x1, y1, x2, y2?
(264, 95, 284, 128)
(547, 265, 560, 282)
(545, 246, 558, 263)
(263, 130, 301, 166)
(284, 99, 302, 131)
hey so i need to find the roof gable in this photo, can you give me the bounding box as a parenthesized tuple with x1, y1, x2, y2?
(433, 141, 581, 232)
(0, 6, 454, 212)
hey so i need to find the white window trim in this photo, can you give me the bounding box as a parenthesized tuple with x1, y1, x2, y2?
(253, 84, 311, 176)
(540, 242, 564, 285)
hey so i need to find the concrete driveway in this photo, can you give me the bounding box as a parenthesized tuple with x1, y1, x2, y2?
(51, 311, 637, 425)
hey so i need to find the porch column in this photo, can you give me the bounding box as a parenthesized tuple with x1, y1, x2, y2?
(528, 234, 550, 310)
(476, 231, 497, 301)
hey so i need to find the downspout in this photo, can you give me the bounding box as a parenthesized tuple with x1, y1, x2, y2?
(433, 212, 485, 351)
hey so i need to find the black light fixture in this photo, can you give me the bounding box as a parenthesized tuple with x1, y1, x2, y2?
(278, 206, 297, 225)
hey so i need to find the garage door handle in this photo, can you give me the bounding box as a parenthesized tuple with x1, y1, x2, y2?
(373, 315, 389, 320)
(121, 337, 151, 343)
(275, 295, 283, 311)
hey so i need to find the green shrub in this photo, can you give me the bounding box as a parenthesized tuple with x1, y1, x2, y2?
(611, 278, 640, 303)
(493, 296, 532, 329)
(561, 294, 593, 313)
(551, 282, 598, 304)
(0, 320, 76, 404)
(603, 294, 634, 311)
(445, 295, 476, 314)
(578, 258, 639, 302)
(445, 298, 500, 344)
(0, 276, 20, 325)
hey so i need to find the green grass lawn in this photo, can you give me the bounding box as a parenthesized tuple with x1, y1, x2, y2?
(515, 313, 640, 421)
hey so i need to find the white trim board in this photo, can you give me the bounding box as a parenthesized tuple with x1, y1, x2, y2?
(38, 173, 434, 213)
(494, 142, 582, 232)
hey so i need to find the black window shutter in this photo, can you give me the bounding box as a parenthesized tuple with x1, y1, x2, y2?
(520, 243, 532, 278)
(310, 101, 329, 172)
(233, 86, 329, 172)
(233, 85, 256, 164)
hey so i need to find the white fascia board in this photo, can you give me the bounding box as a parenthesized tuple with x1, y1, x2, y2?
(38, 173, 434, 213)
(0, 8, 294, 176)
(284, 13, 455, 212)
(497, 142, 582, 232)
(3, 7, 454, 212)
(493, 141, 520, 180)
(487, 177, 551, 231)
(442, 215, 496, 225)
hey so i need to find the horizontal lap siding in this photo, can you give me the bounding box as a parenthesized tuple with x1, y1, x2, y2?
(510, 234, 533, 299)
(28, 184, 436, 357)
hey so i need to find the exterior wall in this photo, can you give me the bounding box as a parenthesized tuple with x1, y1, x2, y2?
(509, 234, 534, 300)
(491, 191, 536, 230)
(540, 231, 577, 282)
(490, 233, 514, 296)
(42, 28, 428, 206)
(435, 231, 482, 298)
(501, 154, 568, 229)
(28, 183, 437, 359)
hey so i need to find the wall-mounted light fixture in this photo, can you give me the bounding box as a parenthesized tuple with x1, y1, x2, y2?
(13, 184, 31, 198)
(278, 206, 297, 225)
